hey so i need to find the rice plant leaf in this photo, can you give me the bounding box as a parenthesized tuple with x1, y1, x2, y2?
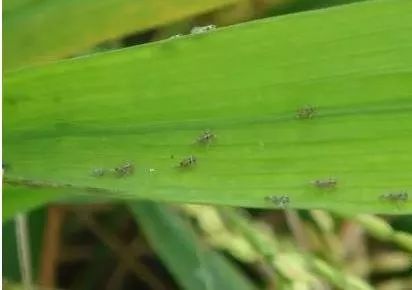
(130, 202, 256, 290)
(4, 0, 412, 217)
(3, 0, 238, 70)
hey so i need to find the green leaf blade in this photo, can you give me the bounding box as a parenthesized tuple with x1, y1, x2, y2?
(4, 0, 412, 216)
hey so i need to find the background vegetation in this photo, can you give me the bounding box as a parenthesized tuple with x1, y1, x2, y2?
(3, 0, 412, 289)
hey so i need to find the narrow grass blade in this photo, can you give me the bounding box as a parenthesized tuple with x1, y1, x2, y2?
(130, 202, 256, 290)
(3, 0, 237, 70)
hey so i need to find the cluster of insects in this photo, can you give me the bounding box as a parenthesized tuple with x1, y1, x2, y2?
(92, 162, 134, 178)
(84, 115, 409, 213)
(296, 105, 316, 120)
(176, 129, 217, 169)
(265, 195, 290, 209)
(91, 129, 217, 176)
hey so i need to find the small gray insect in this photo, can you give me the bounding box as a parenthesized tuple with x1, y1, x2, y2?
(91, 168, 108, 177)
(265, 195, 290, 209)
(113, 162, 134, 177)
(296, 106, 316, 120)
(169, 34, 183, 40)
(190, 25, 216, 34)
(311, 178, 337, 189)
(380, 191, 408, 203)
(179, 155, 197, 168)
(3, 163, 11, 174)
(196, 129, 216, 145)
